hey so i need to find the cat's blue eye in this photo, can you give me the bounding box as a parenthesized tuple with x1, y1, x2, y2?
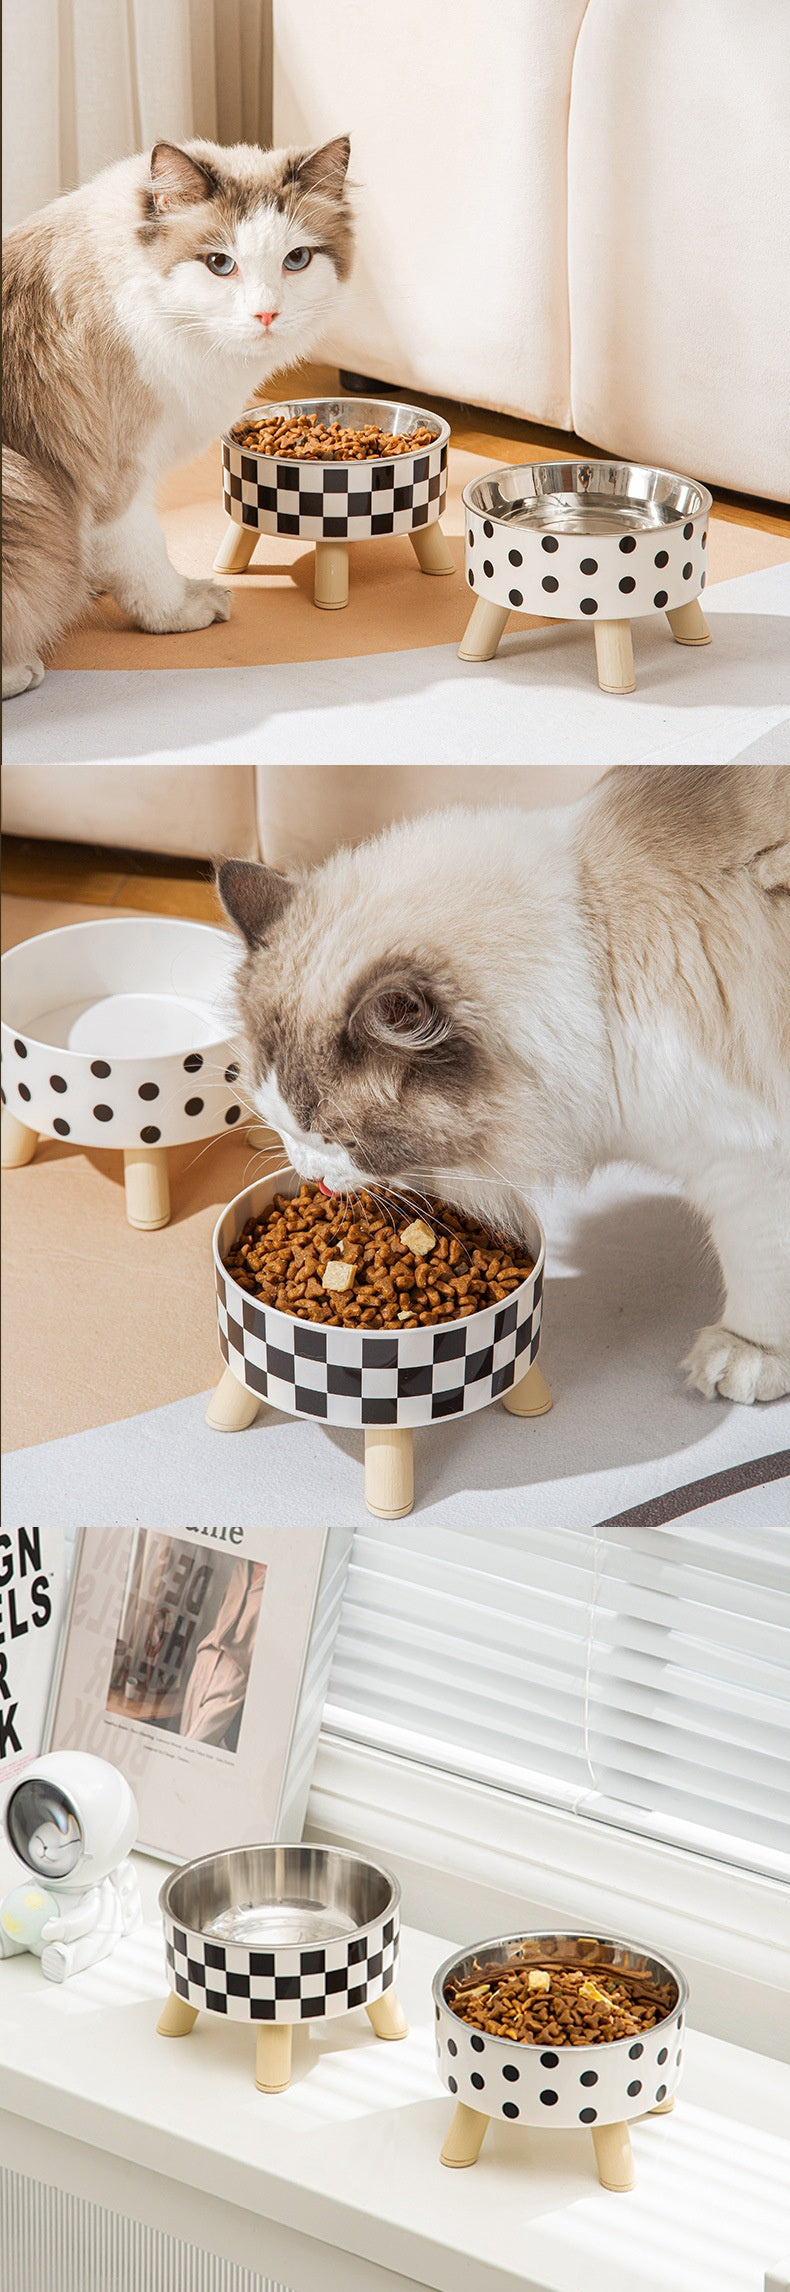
(204, 251, 237, 277)
(283, 245, 313, 272)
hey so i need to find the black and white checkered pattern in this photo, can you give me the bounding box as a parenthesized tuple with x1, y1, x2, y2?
(163, 1909, 399, 2026)
(222, 415, 449, 542)
(213, 1175, 545, 1431)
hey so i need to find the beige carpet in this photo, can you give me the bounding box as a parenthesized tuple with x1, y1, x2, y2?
(45, 439, 789, 675)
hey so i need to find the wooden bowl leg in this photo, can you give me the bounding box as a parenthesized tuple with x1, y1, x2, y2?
(648, 2095, 676, 2116)
(502, 1358, 553, 1417)
(594, 619, 635, 694)
(205, 1366, 262, 1433)
(156, 1992, 199, 2038)
(365, 1989, 409, 2041)
(123, 1145, 170, 1231)
(409, 522, 455, 576)
(1, 1108, 39, 1168)
(314, 540, 349, 610)
(256, 2023, 292, 2093)
(591, 2120, 635, 2191)
(364, 1426, 414, 1518)
(440, 2101, 490, 2169)
(666, 598, 711, 645)
(458, 598, 510, 661)
(213, 523, 259, 574)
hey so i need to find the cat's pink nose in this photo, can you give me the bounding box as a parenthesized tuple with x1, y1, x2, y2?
(254, 309, 278, 328)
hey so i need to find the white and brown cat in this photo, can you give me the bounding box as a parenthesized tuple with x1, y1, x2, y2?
(2, 133, 352, 697)
(218, 766, 790, 1405)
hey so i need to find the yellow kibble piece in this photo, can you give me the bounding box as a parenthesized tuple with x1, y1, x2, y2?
(401, 1219, 436, 1258)
(527, 1968, 552, 1993)
(322, 1259, 356, 1294)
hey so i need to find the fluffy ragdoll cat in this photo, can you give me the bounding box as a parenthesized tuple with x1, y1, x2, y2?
(218, 765, 790, 1406)
(2, 133, 352, 697)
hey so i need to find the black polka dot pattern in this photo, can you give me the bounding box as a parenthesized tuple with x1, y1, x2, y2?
(434, 1993, 685, 2132)
(4, 1013, 246, 1151)
(463, 471, 710, 629)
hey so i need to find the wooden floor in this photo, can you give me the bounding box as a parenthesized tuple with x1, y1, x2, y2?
(2, 837, 221, 918)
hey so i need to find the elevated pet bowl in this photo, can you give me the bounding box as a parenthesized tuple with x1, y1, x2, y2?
(214, 396, 454, 607)
(1, 917, 243, 1230)
(157, 1842, 406, 2091)
(434, 1930, 687, 2190)
(461, 459, 712, 691)
(206, 1167, 550, 1519)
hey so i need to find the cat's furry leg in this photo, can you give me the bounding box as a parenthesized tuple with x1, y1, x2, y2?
(683, 1159, 790, 1401)
(2, 658, 44, 699)
(90, 496, 231, 634)
(1, 448, 86, 695)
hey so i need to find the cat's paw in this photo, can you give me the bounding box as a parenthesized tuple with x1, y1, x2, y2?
(161, 578, 232, 633)
(682, 1325, 790, 1403)
(3, 657, 44, 699)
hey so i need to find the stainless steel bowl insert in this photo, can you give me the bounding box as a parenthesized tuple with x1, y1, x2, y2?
(228, 397, 447, 462)
(465, 461, 710, 537)
(161, 1842, 398, 1952)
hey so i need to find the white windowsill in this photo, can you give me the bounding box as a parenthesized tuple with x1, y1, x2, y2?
(1, 1853, 789, 2292)
(306, 1733, 790, 2060)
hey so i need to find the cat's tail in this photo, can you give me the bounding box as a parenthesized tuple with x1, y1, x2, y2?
(2, 448, 88, 694)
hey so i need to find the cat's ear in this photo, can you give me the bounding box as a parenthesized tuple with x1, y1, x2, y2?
(149, 142, 216, 212)
(348, 973, 451, 1057)
(216, 859, 295, 949)
(288, 136, 351, 200)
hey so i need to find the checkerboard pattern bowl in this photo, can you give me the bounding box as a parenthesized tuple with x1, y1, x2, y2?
(433, 1931, 688, 2131)
(160, 1843, 400, 2026)
(463, 460, 711, 622)
(221, 397, 450, 542)
(1, 917, 243, 1150)
(213, 1168, 545, 1430)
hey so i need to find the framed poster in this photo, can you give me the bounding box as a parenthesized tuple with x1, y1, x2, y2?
(43, 1524, 351, 1862)
(0, 1526, 68, 1775)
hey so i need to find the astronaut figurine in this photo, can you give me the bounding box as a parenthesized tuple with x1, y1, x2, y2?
(0, 1751, 141, 1982)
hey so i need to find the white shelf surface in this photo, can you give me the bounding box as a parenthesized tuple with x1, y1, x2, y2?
(2, 1857, 789, 2292)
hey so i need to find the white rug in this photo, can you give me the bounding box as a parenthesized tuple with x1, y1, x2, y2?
(5, 1166, 788, 1530)
(5, 562, 789, 769)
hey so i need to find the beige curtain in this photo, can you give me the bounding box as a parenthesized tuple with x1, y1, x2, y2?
(2, 0, 272, 227)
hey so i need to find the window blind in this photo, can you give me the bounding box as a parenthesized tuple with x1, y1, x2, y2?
(323, 1520, 790, 1883)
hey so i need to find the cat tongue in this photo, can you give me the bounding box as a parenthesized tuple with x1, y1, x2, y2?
(318, 1178, 334, 1196)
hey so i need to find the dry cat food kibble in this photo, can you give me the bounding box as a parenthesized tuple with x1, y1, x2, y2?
(223, 1181, 535, 1329)
(231, 413, 437, 461)
(444, 1955, 679, 2048)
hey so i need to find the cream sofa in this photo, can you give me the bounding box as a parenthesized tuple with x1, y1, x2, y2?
(2, 765, 604, 870)
(273, 0, 790, 504)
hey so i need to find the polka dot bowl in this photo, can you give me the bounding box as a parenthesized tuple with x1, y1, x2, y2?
(222, 396, 450, 545)
(463, 459, 711, 623)
(213, 1167, 546, 1433)
(1, 916, 244, 1153)
(433, 1930, 688, 2134)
